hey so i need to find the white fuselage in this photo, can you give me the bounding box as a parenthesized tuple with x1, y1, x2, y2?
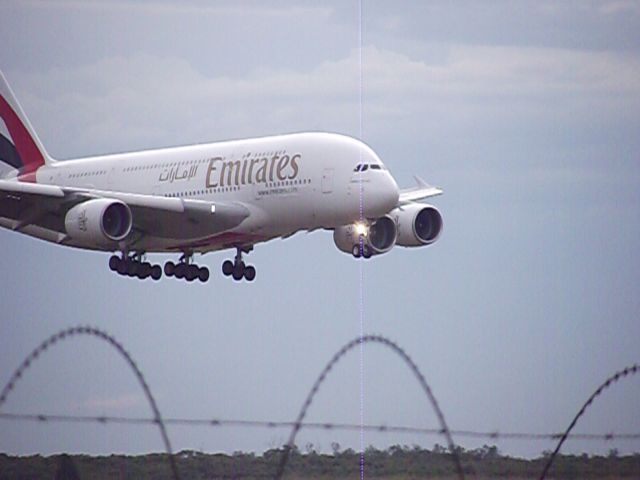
(34, 132, 399, 253)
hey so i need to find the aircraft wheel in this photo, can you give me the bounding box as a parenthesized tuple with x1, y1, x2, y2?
(117, 259, 128, 275)
(109, 255, 120, 271)
(150, 265, 162, 281)
(126, 261, 138, 277)
(139, 262, 152, 277)
(244, 265, 256, 282)
(164, 261, 176, 277)
(185, 265, 198, 282)
(222, 260, 234, 276)
(174, 263, 186, 279)
(362, 246, 372, 259)
(232, 263, 245, 281)
(198, 267, 210, 283)
(351, 244, 361, 258)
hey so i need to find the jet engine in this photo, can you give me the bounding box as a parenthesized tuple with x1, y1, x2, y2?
(391, 203, 442, 247)
(65, 199, 132, 247)
(333, 215, 397, 258)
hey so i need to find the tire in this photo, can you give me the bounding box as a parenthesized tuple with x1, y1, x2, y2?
(222, 260, 234, 276)
(117, 259, 128, 275)
(198, 267, 210, 283)
(352, 244, 361, 258)
(232, 263, 244, 281)
(126, 261, 138, 277)
(185, 265, 198, 282)
(244, 265, 256, 282)
(109, 255, 120, 271)
(174, 263, 186, 279)
(151, 265, 162, 280)
(362, 246, 372, 259)
(164, 261, 176, 277)
(139, 262, 152, 277)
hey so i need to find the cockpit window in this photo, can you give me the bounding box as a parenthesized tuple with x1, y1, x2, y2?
(354, 163, 384, 172)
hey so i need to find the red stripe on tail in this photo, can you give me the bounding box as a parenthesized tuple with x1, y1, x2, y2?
(0, 95, 46, 182)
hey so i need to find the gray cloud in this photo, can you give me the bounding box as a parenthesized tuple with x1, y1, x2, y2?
(14, 43, 640, 159)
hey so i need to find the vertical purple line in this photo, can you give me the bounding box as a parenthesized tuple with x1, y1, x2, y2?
(358, 1, 365, 480)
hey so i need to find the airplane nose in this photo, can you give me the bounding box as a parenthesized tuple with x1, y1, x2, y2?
(384, 173, 400, 210)
(363, 172, 399, 217)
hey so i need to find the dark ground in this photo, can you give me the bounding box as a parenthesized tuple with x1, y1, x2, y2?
(1, 445, 639, 479)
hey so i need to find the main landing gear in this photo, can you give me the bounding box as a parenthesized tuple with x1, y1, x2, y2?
(109, 253, 162, 280)
(222, 246, 256, 282)
(108, 248, 255, 282)
(108, 252, 208, 282)
(164, 254, 210, 283)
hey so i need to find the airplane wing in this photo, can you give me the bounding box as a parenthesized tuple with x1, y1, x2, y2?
(0, 179, 249, 243)
(398, 175, 443, 204)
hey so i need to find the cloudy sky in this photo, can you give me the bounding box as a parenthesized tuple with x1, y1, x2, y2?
(1, 0, 639, 460)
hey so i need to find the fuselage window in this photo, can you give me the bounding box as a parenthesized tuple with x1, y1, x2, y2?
(370, 164, 381, 170)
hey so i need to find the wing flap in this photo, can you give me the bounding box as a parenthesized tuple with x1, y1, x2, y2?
(0, 179, 64, 198)
(0, 179, 67, 232)
(127, 198, 249, 241)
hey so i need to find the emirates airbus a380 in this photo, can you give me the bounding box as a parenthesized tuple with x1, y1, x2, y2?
(0, 71, 443, 283)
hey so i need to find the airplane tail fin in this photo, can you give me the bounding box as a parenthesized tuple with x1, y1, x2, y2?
(0, 70, 54, 182)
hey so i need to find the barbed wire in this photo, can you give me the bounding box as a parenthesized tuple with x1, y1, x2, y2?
(539, 363, 639, 480)
(274, 335, 464, 480)
(1, 327, 638, 480)
(0, 326, 180, 480)
(2, 412, 638, 441)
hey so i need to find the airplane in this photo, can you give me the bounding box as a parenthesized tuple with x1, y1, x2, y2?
(0, 70, 443, 283)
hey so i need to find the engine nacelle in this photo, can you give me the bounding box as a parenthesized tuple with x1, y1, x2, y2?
(391, 203, 443, 247)
(65, 199, 132, 248)
(333, 215, 397, 257)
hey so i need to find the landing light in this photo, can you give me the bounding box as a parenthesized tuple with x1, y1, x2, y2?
(354, 222, 368, 237)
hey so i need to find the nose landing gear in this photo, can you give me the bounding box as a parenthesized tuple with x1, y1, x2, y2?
(351, 241, 372, 259)
(222, 247, 256, 282)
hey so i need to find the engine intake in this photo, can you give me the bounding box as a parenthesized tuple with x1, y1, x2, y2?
(392, 203, 443, 247)
(65, 199, 132, 248)
(367, 215, 397, 253)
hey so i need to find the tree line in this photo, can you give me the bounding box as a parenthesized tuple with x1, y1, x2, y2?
(1, 444, 639, 479)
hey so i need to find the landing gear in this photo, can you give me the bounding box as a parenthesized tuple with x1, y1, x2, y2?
(222, 260, 234, 276)
(351, 242, 371, 259)
(109, 248, 254, 283)
(109, 253, 162, 280)
(164, 254, 210, 283)
(222, 247, 256, 282)
(244, 265, 256, 281)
